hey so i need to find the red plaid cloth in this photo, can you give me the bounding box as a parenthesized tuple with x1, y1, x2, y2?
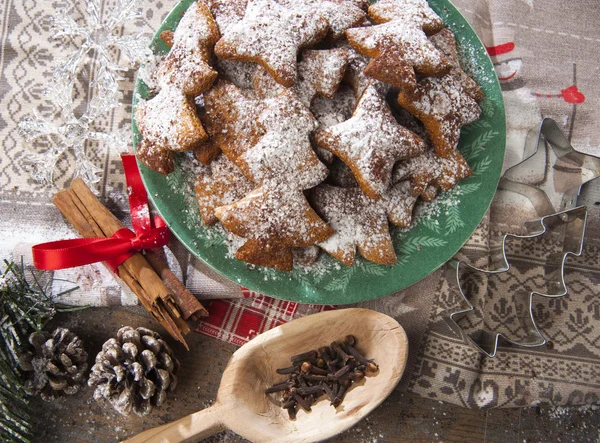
(195, 288, 336, 346)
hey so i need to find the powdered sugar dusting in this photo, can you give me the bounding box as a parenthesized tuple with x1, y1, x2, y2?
(135, 86, 206, 154)
(214, 0, 329, 86)
(316, 85, 427, 198)
(369, 0, 444, 33)
(242, 90, 328, 189)
(312, 184, 396, 266)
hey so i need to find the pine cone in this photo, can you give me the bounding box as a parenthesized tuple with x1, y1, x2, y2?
(88, 326, 179, 416)
(19, 327, 88, 401)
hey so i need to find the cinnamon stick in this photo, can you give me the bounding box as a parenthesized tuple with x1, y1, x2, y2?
(145, 251, 208, 320)
(70, 179, 178, 313)
(53, 179, 204, 349)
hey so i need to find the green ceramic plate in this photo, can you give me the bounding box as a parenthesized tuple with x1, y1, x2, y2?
(132, 0, 505, 305)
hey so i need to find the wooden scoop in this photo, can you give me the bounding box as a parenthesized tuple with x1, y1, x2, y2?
(127, 308, 408, 443)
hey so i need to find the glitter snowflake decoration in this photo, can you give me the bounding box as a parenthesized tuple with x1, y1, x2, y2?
(19, 0, 152, 186)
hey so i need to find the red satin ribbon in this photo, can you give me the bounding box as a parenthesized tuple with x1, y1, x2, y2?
(32, 154, 170, 273)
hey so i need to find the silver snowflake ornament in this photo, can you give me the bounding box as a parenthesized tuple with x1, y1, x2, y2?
(19, 0, 152, 186)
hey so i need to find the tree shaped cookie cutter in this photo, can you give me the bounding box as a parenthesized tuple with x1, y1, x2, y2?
(443, 118, 600, 357)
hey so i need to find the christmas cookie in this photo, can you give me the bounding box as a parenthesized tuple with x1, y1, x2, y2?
(214, 187, 334, 271)
(368, 0, 444, 35)
(326, 158, 359, 188)
(214, 0, 328, 87)
(195, 154, 255, 226)
(311, 184, 396, 266)
(239, 89, 329, 189)
(340, 43, 389, 99)
(157, 1, 219, 96)
(393, 149, 472, 197)
(310, 84, 357, 164)
(199, 80, 264, 166)
(135, 86, 207, 174)
(282, 0, 366, 40)
(397, 28, 483, 158)
(292, 246, 322, 267)
(315, 85, 427, 199)
(346, 14, 451, 90)
(383, 180, 419, 228)
(203, 0, 257, 89)
(429, 28, 484, 101)
(253, 48, 349, 106)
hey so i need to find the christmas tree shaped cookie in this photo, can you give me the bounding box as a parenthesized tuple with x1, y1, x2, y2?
(311, 184, 396, 266)
(157, 1, 220, 96)
(239, 89, 329, 189)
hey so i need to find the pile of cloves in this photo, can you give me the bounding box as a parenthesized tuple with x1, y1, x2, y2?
(265, 335, 378, 419)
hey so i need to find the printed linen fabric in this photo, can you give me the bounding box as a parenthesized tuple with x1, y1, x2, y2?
(0, 0, 599, 409)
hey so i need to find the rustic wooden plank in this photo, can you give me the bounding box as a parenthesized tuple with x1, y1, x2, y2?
(29, 307, 600, 442)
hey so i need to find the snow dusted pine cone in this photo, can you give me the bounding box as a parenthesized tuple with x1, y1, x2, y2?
(88, 326, 180, 416)
(20, 327, 88, 401)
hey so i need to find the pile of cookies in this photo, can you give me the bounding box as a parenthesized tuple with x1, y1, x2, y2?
(134, 0, 483, 271)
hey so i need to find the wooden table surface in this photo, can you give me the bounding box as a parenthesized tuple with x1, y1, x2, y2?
(30, 307, 600, 443)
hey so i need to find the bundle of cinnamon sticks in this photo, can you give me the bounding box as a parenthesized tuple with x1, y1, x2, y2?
(53, 178, 207, 349)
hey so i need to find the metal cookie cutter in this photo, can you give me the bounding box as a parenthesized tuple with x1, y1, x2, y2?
(443, 118, 600, 357)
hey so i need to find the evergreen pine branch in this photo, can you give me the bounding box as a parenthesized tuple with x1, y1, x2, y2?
(0, 259, 59, 442)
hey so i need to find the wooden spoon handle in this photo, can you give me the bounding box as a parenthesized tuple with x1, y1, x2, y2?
(125, 403, 228, 443)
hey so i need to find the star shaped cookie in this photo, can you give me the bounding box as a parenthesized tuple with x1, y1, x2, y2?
(310, 85, 357, 164)
(383, 180, 419, 228)
(397, 29, 483, 158)
(215, 187, 334, 271)
(346, 20, 451, 91)
(203, 0, 258, 89)
(253, 48, 349, 106)
(368, 0, 444, 35)
(315, 85, 427, 199)
(393, 149, 472, 197)
(214, 0, 329, 87)
(283, 0, 367, 40)
(338, 42, 389, 99)
(311, 184, 396, 266)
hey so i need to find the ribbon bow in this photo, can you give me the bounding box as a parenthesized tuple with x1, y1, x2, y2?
(32, 155, 170, 273)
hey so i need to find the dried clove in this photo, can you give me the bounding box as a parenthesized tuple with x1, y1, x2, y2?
(287, 403, 298, 420)
(330, 341, 351, 364)
(276, 365, 300, 375)
(265, 336, 378, 419)
(293, 393, 312, 412)
(333, 363, 353, 379)
(303, 374, 329, 382)
(290, 350, 318, 364)
(345, 342, 379, 372)
(297, 385, 325, 396)
(265, 381, 294, 393)
(332, 380, 350, 407)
